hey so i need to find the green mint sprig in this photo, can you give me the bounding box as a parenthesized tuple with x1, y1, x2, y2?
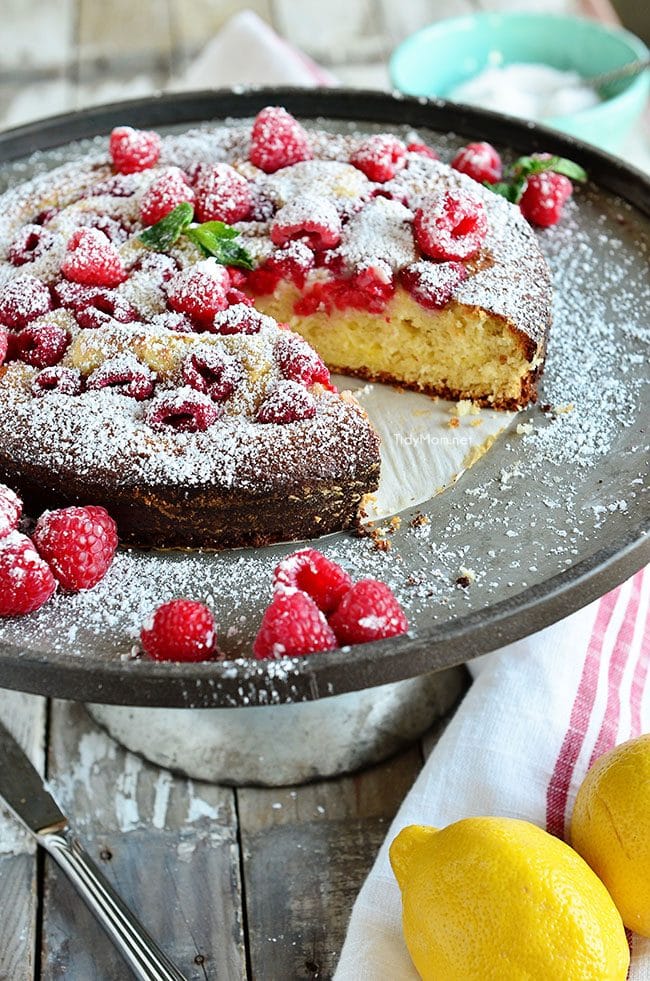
(186, 221, 254, 270)
(138, 204, 254, 270)
(487, 154, 587, 205)
(139, 201, 194, 250)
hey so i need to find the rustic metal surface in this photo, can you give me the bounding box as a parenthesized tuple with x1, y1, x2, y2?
(0, 89, 647, 708)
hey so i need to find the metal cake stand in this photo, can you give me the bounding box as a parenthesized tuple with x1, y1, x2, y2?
(0, 88, 647, 710)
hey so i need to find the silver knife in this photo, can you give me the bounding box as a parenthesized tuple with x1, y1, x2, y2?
(0, 719, 187, 981)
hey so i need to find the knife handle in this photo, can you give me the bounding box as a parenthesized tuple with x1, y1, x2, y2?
(40, 829, 188, 981)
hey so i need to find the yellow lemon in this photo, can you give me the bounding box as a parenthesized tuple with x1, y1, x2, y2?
(389, 817, 629, 981)
(572, 732, 650, 937)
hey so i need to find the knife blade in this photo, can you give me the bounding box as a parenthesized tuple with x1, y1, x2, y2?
(0, 718, 187, 981)
(0, 719, 66, 835)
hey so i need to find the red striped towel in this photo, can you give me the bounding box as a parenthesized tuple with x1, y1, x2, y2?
(336, 569, 650, 979)
(183, 17, 650, 976)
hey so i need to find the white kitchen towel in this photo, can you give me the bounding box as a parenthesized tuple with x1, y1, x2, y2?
(184, 15, 650, 978)
(335, 568, 650, 979)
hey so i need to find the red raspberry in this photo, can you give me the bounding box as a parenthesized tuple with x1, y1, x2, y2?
(225, 287, 254, 308)
(253, 589, 337, 659)
(166, 264, 230, 328)
(274, 548, 352, 614)
(351, 263, 395, 312)
(32, 207, 58, 225)
(151, 311, 194, 334)
(407, 142, 439, 160)
(0, 326, 7, 367)
(227, 267, 248, 289)
(12, 321, 70, 368)
(140, 168, 195, 226)
(329, 579, 408, 646)
(131, 252, 180, 286)
(182, 347, 242, 401)
(109, 126, 161, 174)
(75, 212, 131, 245)
(212, 304, 268, 336)
(52, 282, 137, 329)
(194, 164, 252, 223)
(519, 172, 573, 228)
(32, 366, 83, 398)
(8, 224, 57, 266)
(0, 485, 22, 539)
(256, 381, 317, 424)
(140, 599, 217, 662)
(400, 260, 468, 310)
(0, 275, 52, 329)
(86, 353, 155, 401)
(249, 107, 313, 174)
(451, 142, 502, 185)
(414, 191, 488, 261)
(350, 135, 407, 183)
(32, 505, 118, 593)
(274, 332, 330, 388)
(270, 197, 342, 250)
(247, 187, 276, 223)
(145, 387, 221, 432)
(87, 173, 139, 198)
(61, 228, 126, 287)
(266, 242, 315, 288)
(0, 532, 57, 616)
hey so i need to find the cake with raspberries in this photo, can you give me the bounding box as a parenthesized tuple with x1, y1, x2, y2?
(0, 107, 552, 549)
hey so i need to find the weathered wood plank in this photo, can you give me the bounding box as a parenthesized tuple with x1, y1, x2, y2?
(75, 0, 174, 91)
(272, 0, 388, 65)
(0, 691, 47, 981)
(378, 0, 477, 45)
(0, 0, 75, 70)
(0, 0, 75, 128)
(237, 745, 423, 980)
(40, 701, 246, 980)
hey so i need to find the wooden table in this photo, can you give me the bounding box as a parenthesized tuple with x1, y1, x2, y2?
(0, 0, 641, 977)
(0, 685, 466, 979)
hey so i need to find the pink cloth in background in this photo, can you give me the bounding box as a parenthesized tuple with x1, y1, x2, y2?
(179, 10, 337, 90)
(185, 13, 650, 978)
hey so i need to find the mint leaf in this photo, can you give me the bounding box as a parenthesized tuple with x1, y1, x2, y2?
(489, 153, 588, 207)
(188, 220, 239, 241)
(139, 202, 194, 251)
(486, 181, 520, 203)
(511, 154, 587, 183)
(547, 157, 587, 182)
(186, 222, 254, 270)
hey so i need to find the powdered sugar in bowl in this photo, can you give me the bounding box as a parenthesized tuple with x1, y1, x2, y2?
(390, 12, 649, 152)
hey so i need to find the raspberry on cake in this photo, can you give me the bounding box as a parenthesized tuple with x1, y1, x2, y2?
(109, 126, 161, 174)
(452, 141, 503, 185)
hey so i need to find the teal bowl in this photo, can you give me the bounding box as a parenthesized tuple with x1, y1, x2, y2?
(390, 13, 649, 153)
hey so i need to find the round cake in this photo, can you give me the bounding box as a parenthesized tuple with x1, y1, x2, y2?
(0, 108, 552, 549)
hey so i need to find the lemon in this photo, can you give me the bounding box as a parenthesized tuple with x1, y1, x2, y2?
(389, 817, 629, 981)
(572, 732, 650, 937)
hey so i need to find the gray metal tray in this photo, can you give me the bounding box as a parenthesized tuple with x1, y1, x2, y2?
(0, 88, 647, 707)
